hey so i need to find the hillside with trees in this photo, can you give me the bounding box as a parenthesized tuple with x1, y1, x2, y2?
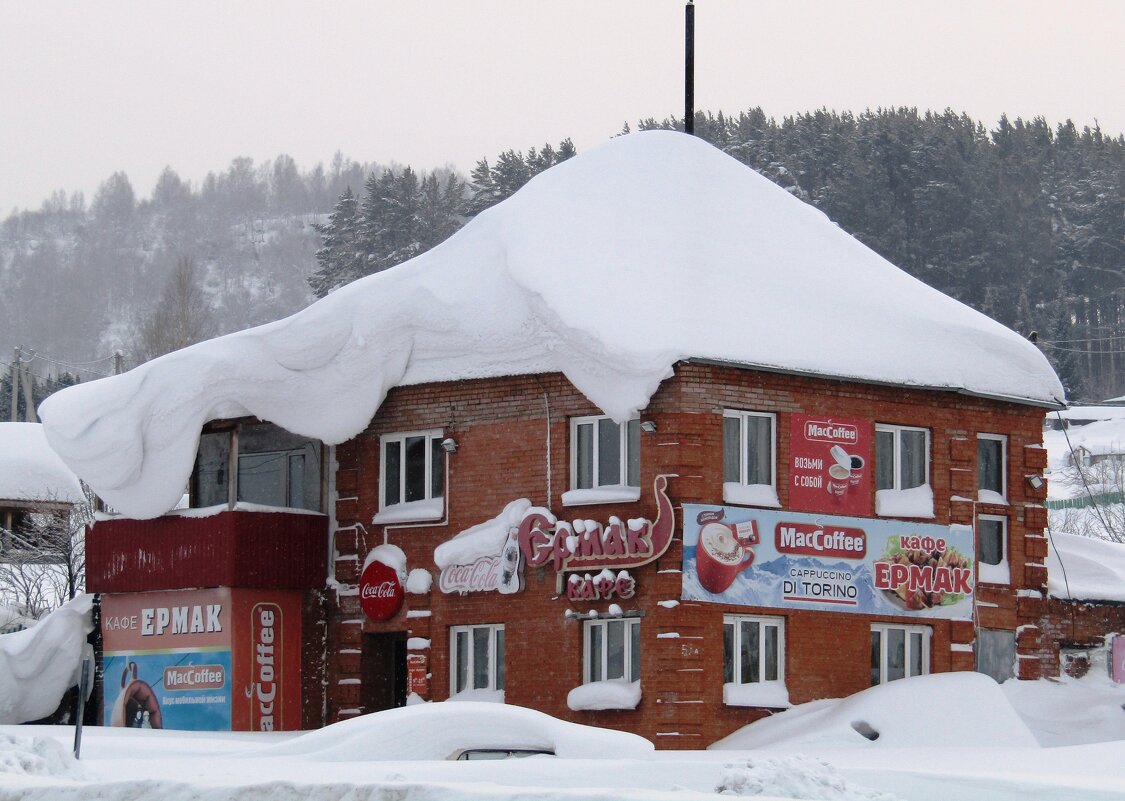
(0, 109, 1120, 401)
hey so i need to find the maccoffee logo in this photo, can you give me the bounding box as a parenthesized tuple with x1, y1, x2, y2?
(164, 664, 225, 691)
(775, 522, 867, 559)
(252, 603, 281, 732)
(804, 420, 859, 444)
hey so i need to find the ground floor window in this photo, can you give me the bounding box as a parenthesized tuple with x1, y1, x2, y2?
(583, 617, 640, 683)
(871, 623, 930, 685)
(450, 624, 504, 695)
(723, 615, 788, 706)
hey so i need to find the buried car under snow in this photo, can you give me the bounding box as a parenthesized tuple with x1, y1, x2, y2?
(258, 701, 655, 761)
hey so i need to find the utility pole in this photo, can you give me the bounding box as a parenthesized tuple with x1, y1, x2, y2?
(10, 347, 19, 422)
(685, 1, 695, 135)
(20, 350, 37, 424)
(113, 350, 124, 376)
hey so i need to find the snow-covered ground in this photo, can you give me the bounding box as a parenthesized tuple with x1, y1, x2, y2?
(2, 670, 1122, 801)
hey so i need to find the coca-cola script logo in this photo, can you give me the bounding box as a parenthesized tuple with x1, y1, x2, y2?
(359, 560, 404, 621)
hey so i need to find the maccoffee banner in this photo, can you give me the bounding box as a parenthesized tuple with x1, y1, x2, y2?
(682, 503, 976, 620)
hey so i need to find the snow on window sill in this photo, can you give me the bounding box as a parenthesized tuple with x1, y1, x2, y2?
(875, 485, 934, 518)
(723, 483, 781, 508)
(561, 486, 641, 507)
(978, 560, 1010, 585)
(448, 688, 505, 703)
(373, 498, 445, 524)
(566, 679, 641, 711)
(977, 489, 1007, 505)
(723, 681, 790, 709)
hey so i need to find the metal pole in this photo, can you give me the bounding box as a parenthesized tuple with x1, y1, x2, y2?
(685, 1, 695, 135)
(73, 657, 91, 759)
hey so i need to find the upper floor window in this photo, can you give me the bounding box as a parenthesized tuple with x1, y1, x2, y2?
(871, 623, 930, 685)
(450, 624, 505, 697)
(722, 411, 779, 507)
(376, 430, 444, 522)
(977, 434, 1007, 503)
(192, 422, 322, 512)
(723, 615, 788, 707)
(565, 416, 640, 505)
(875, 424, 932, 517)
(977, 514, 1009, 584)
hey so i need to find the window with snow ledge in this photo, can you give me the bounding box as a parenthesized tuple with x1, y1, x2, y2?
(450, 624, 504, 696)
(723, 410, 777, 506)
(723, 615, 789, 708)
(376, 429, 444, 522)
(568, 416, 639, 504)
(977, 514, 1010, 584)
(580, 617, 639, 709)
(875, 423, 932, 517)
(977, 433, 1008, 504)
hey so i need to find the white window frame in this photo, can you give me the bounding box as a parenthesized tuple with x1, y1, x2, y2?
(870, 623, 931, 685)
(977, 514, 1010, 585)
(721, 410, 779, 507)
(567, 415, 640, 498)
(723, 615, 787, 706)
(875, 424, 931, 491)
(450, 623, 505, 695)
(977, 433, 1008, 503)
(377, 429, 444, 517)
(582, 617, 640, 684)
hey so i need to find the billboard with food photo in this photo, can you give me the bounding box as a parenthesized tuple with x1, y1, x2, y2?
(682, 503, 975, 620)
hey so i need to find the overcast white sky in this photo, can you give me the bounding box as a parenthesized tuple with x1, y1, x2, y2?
(2, 0, 1122, 214)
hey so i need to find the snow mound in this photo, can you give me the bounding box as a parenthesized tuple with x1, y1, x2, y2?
(1002, 656, 1125, 746)
(0, 594, 94, 724)
(40, 131, 1064, 518)
(711, 672, 1038, 750)
(716, 755, 897, 800)
(0, 733, 79, 777)
(0, 422, 84, 504)
(259, 701, 653, 761)
(1047, 532, 1125, 602)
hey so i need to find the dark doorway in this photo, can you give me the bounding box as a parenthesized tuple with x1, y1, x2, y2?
(361, 632, 408, 713)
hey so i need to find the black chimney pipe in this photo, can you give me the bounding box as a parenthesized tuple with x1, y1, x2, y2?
(685, 1, 695, 134)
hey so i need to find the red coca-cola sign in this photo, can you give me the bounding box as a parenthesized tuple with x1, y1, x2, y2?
(359, 560, 404, 621)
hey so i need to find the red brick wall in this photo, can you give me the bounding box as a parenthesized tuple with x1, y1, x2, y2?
(323, 363, 1050, 746)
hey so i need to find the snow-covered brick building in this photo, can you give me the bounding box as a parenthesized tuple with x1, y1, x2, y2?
(40, 132, 1071, 745)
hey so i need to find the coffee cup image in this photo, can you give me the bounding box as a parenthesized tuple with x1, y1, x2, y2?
(849, 455, 865, 485)
(826, 462, 851, 497)
(696, 522, 756, 594)
(110, 661, 163, 729)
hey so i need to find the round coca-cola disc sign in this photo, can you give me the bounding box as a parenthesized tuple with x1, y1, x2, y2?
(359, 560, 404, 621)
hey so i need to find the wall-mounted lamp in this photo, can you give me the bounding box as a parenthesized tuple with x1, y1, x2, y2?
(1026, 474, 1044, 490)
(640, 421, 657, 433)
(441, 437, 458, 454)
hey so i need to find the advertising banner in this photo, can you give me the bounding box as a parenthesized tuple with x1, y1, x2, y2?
(102, 588, 233, 731)
(789, 414, 873, 516)
(682, 503, 975, 620)
(102, 588, 303, 732)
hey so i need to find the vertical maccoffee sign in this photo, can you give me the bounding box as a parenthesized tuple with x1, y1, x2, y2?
(789, 414, 873, 516)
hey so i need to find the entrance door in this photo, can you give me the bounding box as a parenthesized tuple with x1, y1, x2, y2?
(361, 632, 408, 712)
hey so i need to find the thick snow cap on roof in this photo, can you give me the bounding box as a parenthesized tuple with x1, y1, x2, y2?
(0, 422, 83, 505)
(39, 132, 1064, 518)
